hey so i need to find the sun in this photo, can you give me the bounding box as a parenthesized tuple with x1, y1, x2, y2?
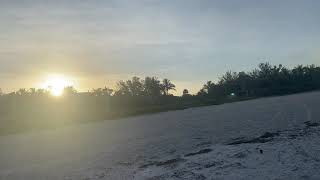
(41, 75, 74, 96)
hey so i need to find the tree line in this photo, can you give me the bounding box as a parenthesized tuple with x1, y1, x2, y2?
(1, 77, 177, 97)
(2, 62, 320, 99)
(198, 63, 320, 98)
(0, 62, 320, 135)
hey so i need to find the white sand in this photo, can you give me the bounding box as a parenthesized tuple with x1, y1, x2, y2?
(0, 91, 320, 180)
(134, 125, 320, 180)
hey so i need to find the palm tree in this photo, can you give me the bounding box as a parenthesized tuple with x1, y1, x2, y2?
(161, 78, 176, 95)
(203, 81, 215, 94)
(182, 89, 189, 96)
(144, 77, 161, 97)
(127, 77, 144, 96)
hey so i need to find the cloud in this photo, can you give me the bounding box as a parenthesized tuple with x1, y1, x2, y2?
(0, 0, 320, 91)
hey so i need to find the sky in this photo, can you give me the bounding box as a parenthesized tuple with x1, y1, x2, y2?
(0, 0, 320, 94)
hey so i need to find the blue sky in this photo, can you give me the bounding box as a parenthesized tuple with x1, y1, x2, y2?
(0, 0, 319, 93)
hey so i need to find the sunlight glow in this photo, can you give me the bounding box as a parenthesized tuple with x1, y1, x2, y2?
(41, 75, 74, 96)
